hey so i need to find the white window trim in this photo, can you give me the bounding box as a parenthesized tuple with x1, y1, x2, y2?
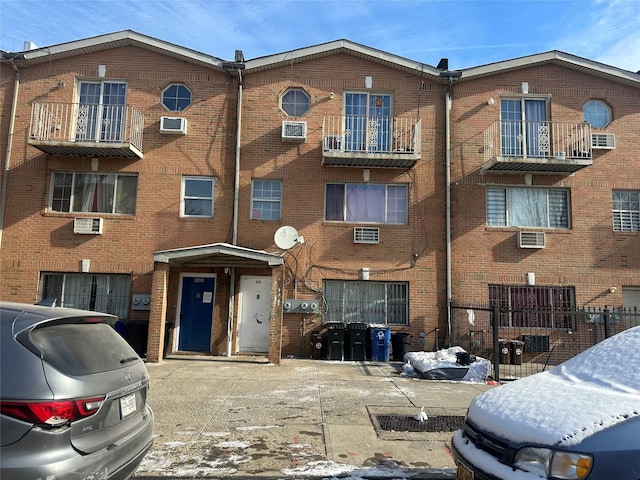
(161, 83, 192, 112)
(251, 179, 282, 221)
(181, 176, 214, 218)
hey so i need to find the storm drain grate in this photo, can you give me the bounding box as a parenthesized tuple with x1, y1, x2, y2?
(373, 414, 465, 433)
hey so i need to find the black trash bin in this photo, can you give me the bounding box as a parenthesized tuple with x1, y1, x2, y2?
(325, 322, 345, 361)
(310, 330, 324, 359)
(391, 332, 412, 361)
(498, 339, 510, 364)
(347, 322, 368, 361)
(126, 320, 149, 358)
(510, 340, 524, 365)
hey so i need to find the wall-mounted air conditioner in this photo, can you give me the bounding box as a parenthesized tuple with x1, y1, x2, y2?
(591, 133, 615, 149)
(160, 116, 187, 134)
(323, 135, 342, 151)
(354, 227, 380, 244)
(518, 231, 545, 249)
(281, 121, 307, 141)
(74, 217, 103, 235)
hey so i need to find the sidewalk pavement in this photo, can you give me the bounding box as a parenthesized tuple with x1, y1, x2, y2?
(134, 355, 495, 479)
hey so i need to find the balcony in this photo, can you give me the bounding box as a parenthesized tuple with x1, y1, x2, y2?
(322, 115, 421, 168)
(28, 103, 145, 159)
(482, 120, 592, 174)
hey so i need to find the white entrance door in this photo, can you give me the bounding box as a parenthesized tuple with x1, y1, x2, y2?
(237, 276, 271, 353)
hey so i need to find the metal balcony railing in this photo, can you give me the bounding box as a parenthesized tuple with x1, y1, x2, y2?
(483, 120, 592, 174)
(29, 103, 145, 158)
(322, 115, 420, 168)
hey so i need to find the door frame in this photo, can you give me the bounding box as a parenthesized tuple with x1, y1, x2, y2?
(174, 272, 216, 353)
(236, 275, 272, 354)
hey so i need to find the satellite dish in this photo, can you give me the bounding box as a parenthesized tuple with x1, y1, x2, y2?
(274, 226, 299, 250)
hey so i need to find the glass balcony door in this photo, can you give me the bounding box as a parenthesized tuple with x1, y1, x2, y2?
(501, 98, 548, 158)
(344, 93, 392, 153)
(76, 81, 127, 143)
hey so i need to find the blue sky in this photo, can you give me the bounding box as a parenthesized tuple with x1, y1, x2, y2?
(1, 0, 639, 72)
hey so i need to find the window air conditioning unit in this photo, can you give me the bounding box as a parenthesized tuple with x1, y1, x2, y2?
(591, 133, 615, 149)
(160, 116, 187, 134)
(74, 217, 103, 235)
(354, 227, 380, 244)
(281, 121, 307, 141)
(324, 135, 343, 151)
(518, 231, 545, 249)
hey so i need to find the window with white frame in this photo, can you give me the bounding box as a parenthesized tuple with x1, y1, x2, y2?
(252, 179, 281, 220)
(583, 100, 611, 128)
(182, 176, 214, 217)
(325, 183, 407, 224)
(162, 83, 192, 112)
(40, 273, 131, 320)
(612, 190, 639, 232)
(50, 172, 137, 214)
(487, 187, 569, 229)
(77, 81, 127, 142)
(324, 280, 408, 325)
(281, 88, 310, 117)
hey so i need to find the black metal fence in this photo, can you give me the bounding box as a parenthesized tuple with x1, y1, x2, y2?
(450, 303, 640, 382)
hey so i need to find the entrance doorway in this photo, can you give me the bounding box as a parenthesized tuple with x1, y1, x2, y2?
(237, 276, 271, 353)
(177, 274, 215, 352)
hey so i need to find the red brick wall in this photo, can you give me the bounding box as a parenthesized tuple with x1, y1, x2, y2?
(449, 64, 640, 306)
(1, 47, 236, 305)
(235, 53, 449, 346)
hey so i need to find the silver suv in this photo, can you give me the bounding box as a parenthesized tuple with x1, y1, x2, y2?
(0, 302, 154, 480)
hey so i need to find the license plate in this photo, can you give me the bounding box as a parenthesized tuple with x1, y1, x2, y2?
(119, 393, 137, 418)
(457, 462, 474, 480)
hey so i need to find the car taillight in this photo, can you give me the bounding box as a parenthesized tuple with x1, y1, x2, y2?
(1, 396, 105, 426)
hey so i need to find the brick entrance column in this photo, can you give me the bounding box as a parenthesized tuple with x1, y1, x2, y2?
(268, 265, 284, 364)
(146, 262, 169, 363)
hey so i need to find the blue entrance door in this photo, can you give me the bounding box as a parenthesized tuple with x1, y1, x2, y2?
(178, 276, 215, 352)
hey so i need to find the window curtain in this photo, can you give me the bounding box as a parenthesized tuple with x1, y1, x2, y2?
(345, 184, 385, 222)
(509, 188, 547, 227)
(524, 99, 547, 157)
(63, 274, 92, 310)
(74, 174, 115, 213)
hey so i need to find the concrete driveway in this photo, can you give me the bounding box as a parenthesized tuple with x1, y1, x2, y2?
(134, 356, 494, 479)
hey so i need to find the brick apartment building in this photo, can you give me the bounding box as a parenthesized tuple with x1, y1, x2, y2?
(1, 31, 638, 364)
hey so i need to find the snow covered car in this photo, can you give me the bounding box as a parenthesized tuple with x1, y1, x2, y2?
(451, 325, 640, 480)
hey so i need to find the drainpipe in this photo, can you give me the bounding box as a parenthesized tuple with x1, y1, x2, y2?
(0, 58, 20, 249)
(222, 56, 245, 357)
(439, 68, 462, 347)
